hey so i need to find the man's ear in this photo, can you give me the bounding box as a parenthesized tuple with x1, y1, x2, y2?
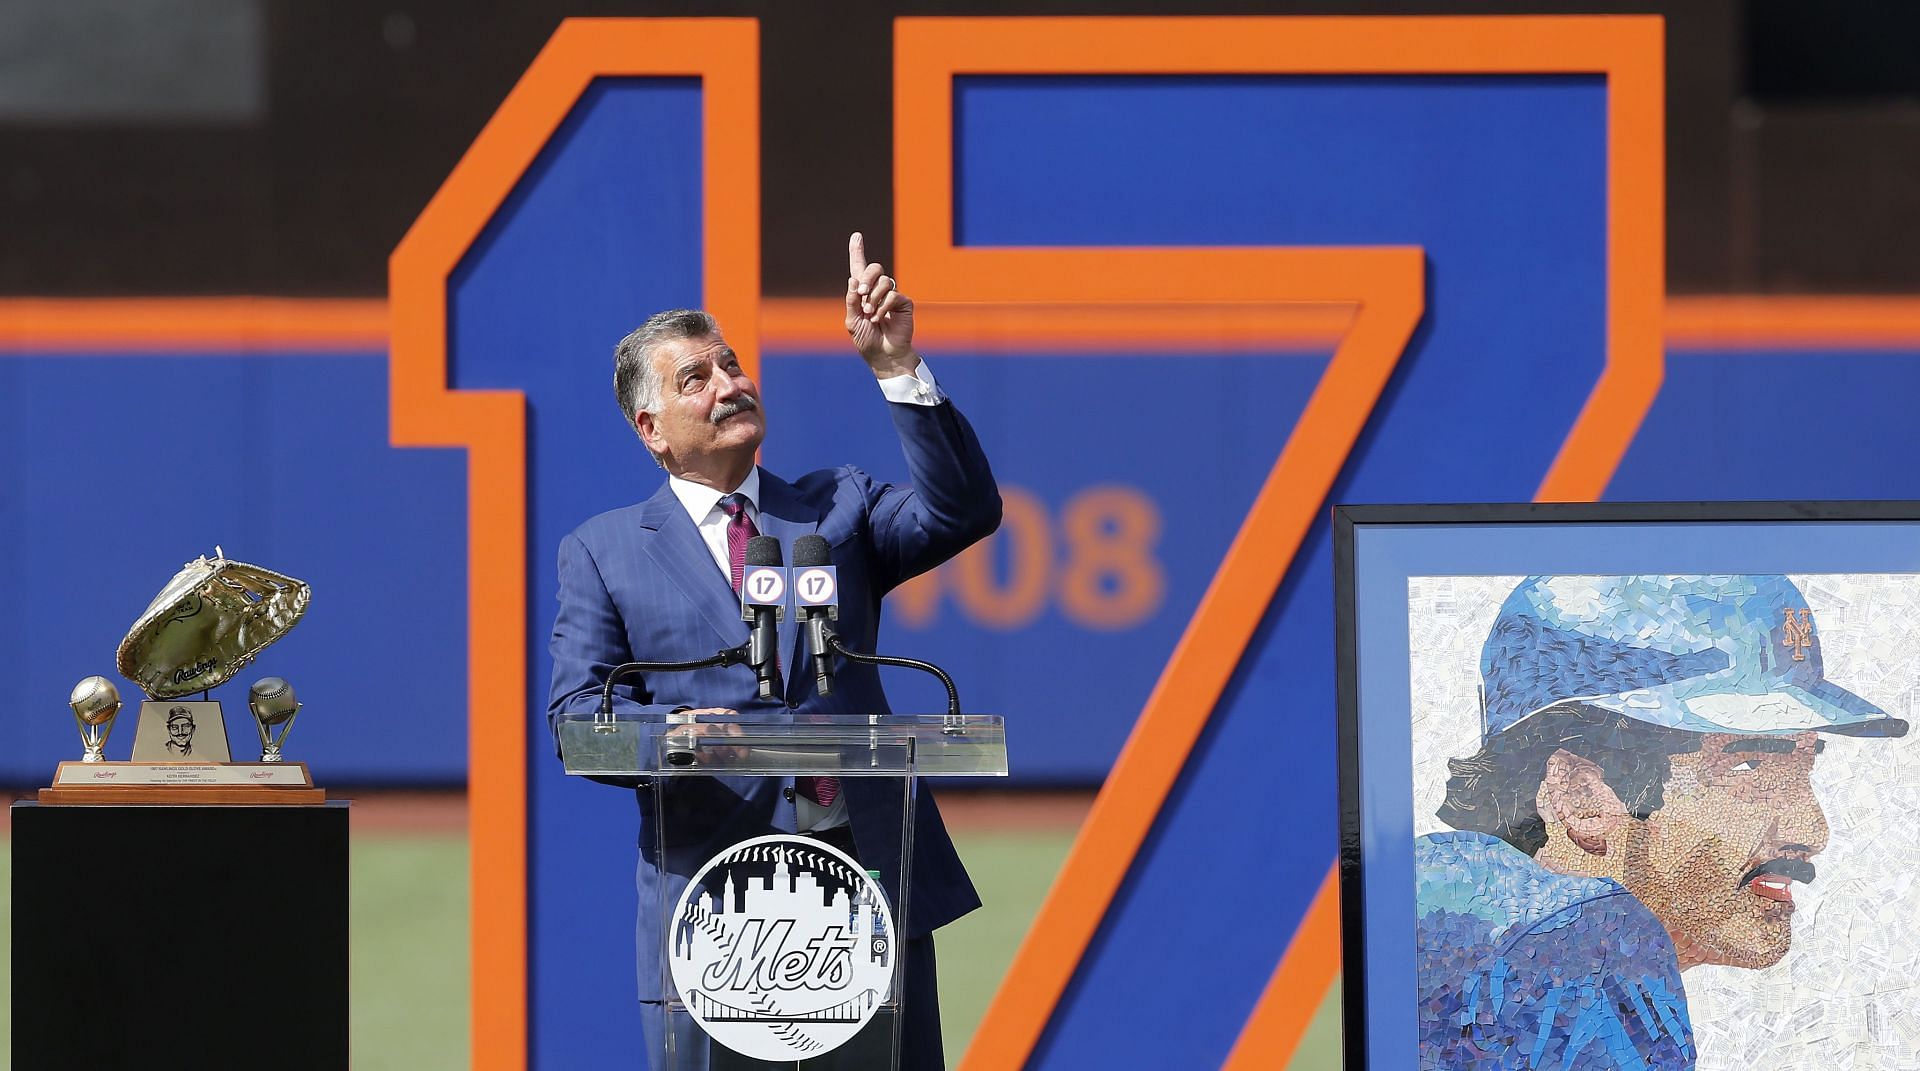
(1538, 748, 1627, 857)
(635, 411, 662, 455)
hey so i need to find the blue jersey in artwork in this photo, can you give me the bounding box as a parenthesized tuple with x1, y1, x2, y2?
(1415, 831, 1695, 1070)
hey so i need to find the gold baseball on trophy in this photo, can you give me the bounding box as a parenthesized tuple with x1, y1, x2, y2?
(248, 676, 302, 762)
(250, 677, 298, 724)
(70, 676, 120, 725)
(67, 675, 122, 762)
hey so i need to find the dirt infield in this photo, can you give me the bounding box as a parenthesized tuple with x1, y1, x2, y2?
(938, 789, 1094, 831)
(334, 787, 1094, 834)
(330, 790, 1098, 840)
(0, 787, 1096, 836)
(339, 790, 469, 832)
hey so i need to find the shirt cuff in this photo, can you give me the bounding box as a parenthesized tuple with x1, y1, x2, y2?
(876, 358, 945, 406)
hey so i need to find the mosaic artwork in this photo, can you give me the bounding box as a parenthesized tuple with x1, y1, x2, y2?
(1410, 575, 1920, 1070)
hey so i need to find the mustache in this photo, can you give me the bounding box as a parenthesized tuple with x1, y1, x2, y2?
(709, 394, 759, 424)
(1740, 857, 1817, 887)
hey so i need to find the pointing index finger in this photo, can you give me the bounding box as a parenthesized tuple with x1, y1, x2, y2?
(848, 232, 868, 278)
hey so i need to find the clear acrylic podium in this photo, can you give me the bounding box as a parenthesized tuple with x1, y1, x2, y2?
(558, 711, 1007, 1069)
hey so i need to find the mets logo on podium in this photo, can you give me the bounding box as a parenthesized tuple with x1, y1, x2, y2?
(669, 834, 896, 1060)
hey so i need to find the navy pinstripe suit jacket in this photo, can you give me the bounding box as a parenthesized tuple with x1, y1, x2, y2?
(547, 398, 1000, 1001)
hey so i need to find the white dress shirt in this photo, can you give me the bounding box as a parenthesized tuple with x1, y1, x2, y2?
(665, 359, 944, 579)
(667, 466, 764, 585)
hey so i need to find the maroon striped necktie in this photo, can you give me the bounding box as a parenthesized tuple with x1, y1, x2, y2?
(719, 495, 835, 806)
(718, 493, 754, 593)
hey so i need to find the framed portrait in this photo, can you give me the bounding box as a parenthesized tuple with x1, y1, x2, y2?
(1335, 503, 1920, 1069)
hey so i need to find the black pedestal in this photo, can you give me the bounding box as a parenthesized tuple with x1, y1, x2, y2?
(11, 801, 349, 1069)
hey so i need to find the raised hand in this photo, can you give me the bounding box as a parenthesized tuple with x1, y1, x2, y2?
(844, 231, 918, 377)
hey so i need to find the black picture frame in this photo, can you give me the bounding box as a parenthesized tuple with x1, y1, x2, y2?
(1332, 499, 1920, 1069)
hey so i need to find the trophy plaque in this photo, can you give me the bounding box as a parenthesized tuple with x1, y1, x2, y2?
(39, 548, 325, 805)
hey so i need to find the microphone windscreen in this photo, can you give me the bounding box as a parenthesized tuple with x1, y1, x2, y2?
(791, 534, 831, 568)
(745, 534, 782, 567)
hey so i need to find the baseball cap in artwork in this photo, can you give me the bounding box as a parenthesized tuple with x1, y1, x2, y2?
(1480, 574, 1910, 740)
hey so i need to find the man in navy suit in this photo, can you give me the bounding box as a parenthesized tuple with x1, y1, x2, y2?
(548, 234, 1000, 1069)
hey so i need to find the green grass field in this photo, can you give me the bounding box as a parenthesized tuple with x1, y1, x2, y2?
(941, 828, 1079, 1059)
(2, 824, 1340, 1068)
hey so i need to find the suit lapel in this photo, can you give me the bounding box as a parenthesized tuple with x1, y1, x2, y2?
(754, 470, 822, 701)
(636, 481, 746, 647)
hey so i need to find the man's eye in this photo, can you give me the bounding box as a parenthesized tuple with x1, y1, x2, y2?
(1730, 758, 1762, 773)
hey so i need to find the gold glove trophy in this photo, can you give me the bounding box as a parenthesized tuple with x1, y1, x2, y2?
(40, 548, 325, 804)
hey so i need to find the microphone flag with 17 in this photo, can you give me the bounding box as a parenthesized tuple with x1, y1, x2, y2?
(741, 536, 787, 700)
(791, 534, 840, 697)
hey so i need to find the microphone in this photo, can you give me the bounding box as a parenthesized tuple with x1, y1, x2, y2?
(741, 535, 786, 699)
(790, 534, 839, 696)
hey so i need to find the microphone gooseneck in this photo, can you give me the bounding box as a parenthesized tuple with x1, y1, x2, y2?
(826, 635, 962, 717)
(599, 647, 749, 716)
(792, 533, 959, 713)
(594, 533, 781, 717)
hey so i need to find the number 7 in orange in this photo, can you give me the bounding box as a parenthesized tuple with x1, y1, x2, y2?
(895, 15, 1662, 1068)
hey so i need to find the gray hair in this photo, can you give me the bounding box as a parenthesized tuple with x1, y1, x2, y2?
(613, 309, 720, 438)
